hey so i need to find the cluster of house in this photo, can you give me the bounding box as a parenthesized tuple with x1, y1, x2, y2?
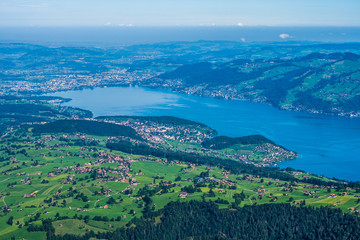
(102, 118, 213, 144)
(43, 149, 136, 185)
(10, 157, 20, 163)
(23, 193, 37, 198)
(122, 186, 135, 194)
(179, 192, 188, 198)
(254, 143, 297, 164)
(303, 190, 321, 196)
(1, 65, 155, 98)
(21, 176, 31, 184)
(209, 151, 250, 164)
(202, 143, 296, 167)
(129, 178, 137, 186)
(47, 170, 63, 178)
(348, 208, 360, 214)
(257, 187, 266, 195)
(328, 192, 348, 198)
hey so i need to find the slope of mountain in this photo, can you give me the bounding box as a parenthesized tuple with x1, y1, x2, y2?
(151, 52, 360, 117)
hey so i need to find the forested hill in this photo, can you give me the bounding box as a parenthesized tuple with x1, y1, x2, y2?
(31, 120, 141, 139)
(56, 201, 360, 240)
(152, 52, 360, 117)
(96, 115, 217, 135)
(202, 135, 275, 150)
(0, 101, 92, 135)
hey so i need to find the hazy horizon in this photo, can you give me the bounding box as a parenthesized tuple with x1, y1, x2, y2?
(2, 1, 359, 46)
(1, 26, 360, 46)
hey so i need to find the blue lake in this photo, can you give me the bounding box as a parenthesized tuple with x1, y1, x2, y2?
(49, 86, 360, 181)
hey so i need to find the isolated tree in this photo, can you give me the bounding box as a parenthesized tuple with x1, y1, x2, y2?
(7, 216, 14, 225)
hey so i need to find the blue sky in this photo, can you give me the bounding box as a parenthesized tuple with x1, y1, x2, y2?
(1, 0, 359, 27)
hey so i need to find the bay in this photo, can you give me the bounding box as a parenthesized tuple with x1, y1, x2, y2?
(48, 86, 360, 181)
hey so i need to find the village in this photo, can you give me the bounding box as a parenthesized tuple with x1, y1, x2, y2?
(0, 65, 155, 97)
(100, 117, 215, 144)
(0, 100, 359, 239)
(0, 126, 360, 239)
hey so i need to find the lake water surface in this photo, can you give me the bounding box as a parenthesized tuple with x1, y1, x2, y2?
(49, 86, 360, 181)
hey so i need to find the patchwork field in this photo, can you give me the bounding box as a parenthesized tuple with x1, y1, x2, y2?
(0, 130, 359, 239)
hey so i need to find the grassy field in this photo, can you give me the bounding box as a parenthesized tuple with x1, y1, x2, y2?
(53, 219, 107, 236)
(0, 130, 359, 239)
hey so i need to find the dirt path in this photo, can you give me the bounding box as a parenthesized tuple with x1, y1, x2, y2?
(2, 196, 7, 208)
(0, 178, 9, 183)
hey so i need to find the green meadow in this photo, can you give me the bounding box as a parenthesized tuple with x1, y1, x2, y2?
(0, 131, 359, 239)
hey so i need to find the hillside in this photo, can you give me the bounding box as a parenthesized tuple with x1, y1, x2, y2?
(96, 115, 217, 136)
(101, 201, 360, 240)
(0, 101, 359, 240)
(0, 97, 92, 135)
(0, 122, 359, 240)
(0, 98, 296, 167)
(151, 52, 360, 117)
(32, 120, 141, 139)
(2, 42, 360, 117)
(202, 135, 275, 150)
(1, 40, 360, 238)
(95, 116, 296, 166)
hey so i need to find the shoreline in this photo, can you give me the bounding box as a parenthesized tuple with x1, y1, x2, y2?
(5, 81, 359, 120)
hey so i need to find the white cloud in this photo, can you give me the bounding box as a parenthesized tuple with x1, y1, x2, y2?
(279, 33, 292, 39)
(240, 37, 246, 42)
(104, 22, 112, 26)
(117, 23, 134, 27)
(237, 22, 244, 27)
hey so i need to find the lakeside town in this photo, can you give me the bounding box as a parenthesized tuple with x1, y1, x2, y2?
(2, 42, 360, 118)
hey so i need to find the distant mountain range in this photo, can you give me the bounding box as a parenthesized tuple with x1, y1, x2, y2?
(150, 52, 360, 117)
